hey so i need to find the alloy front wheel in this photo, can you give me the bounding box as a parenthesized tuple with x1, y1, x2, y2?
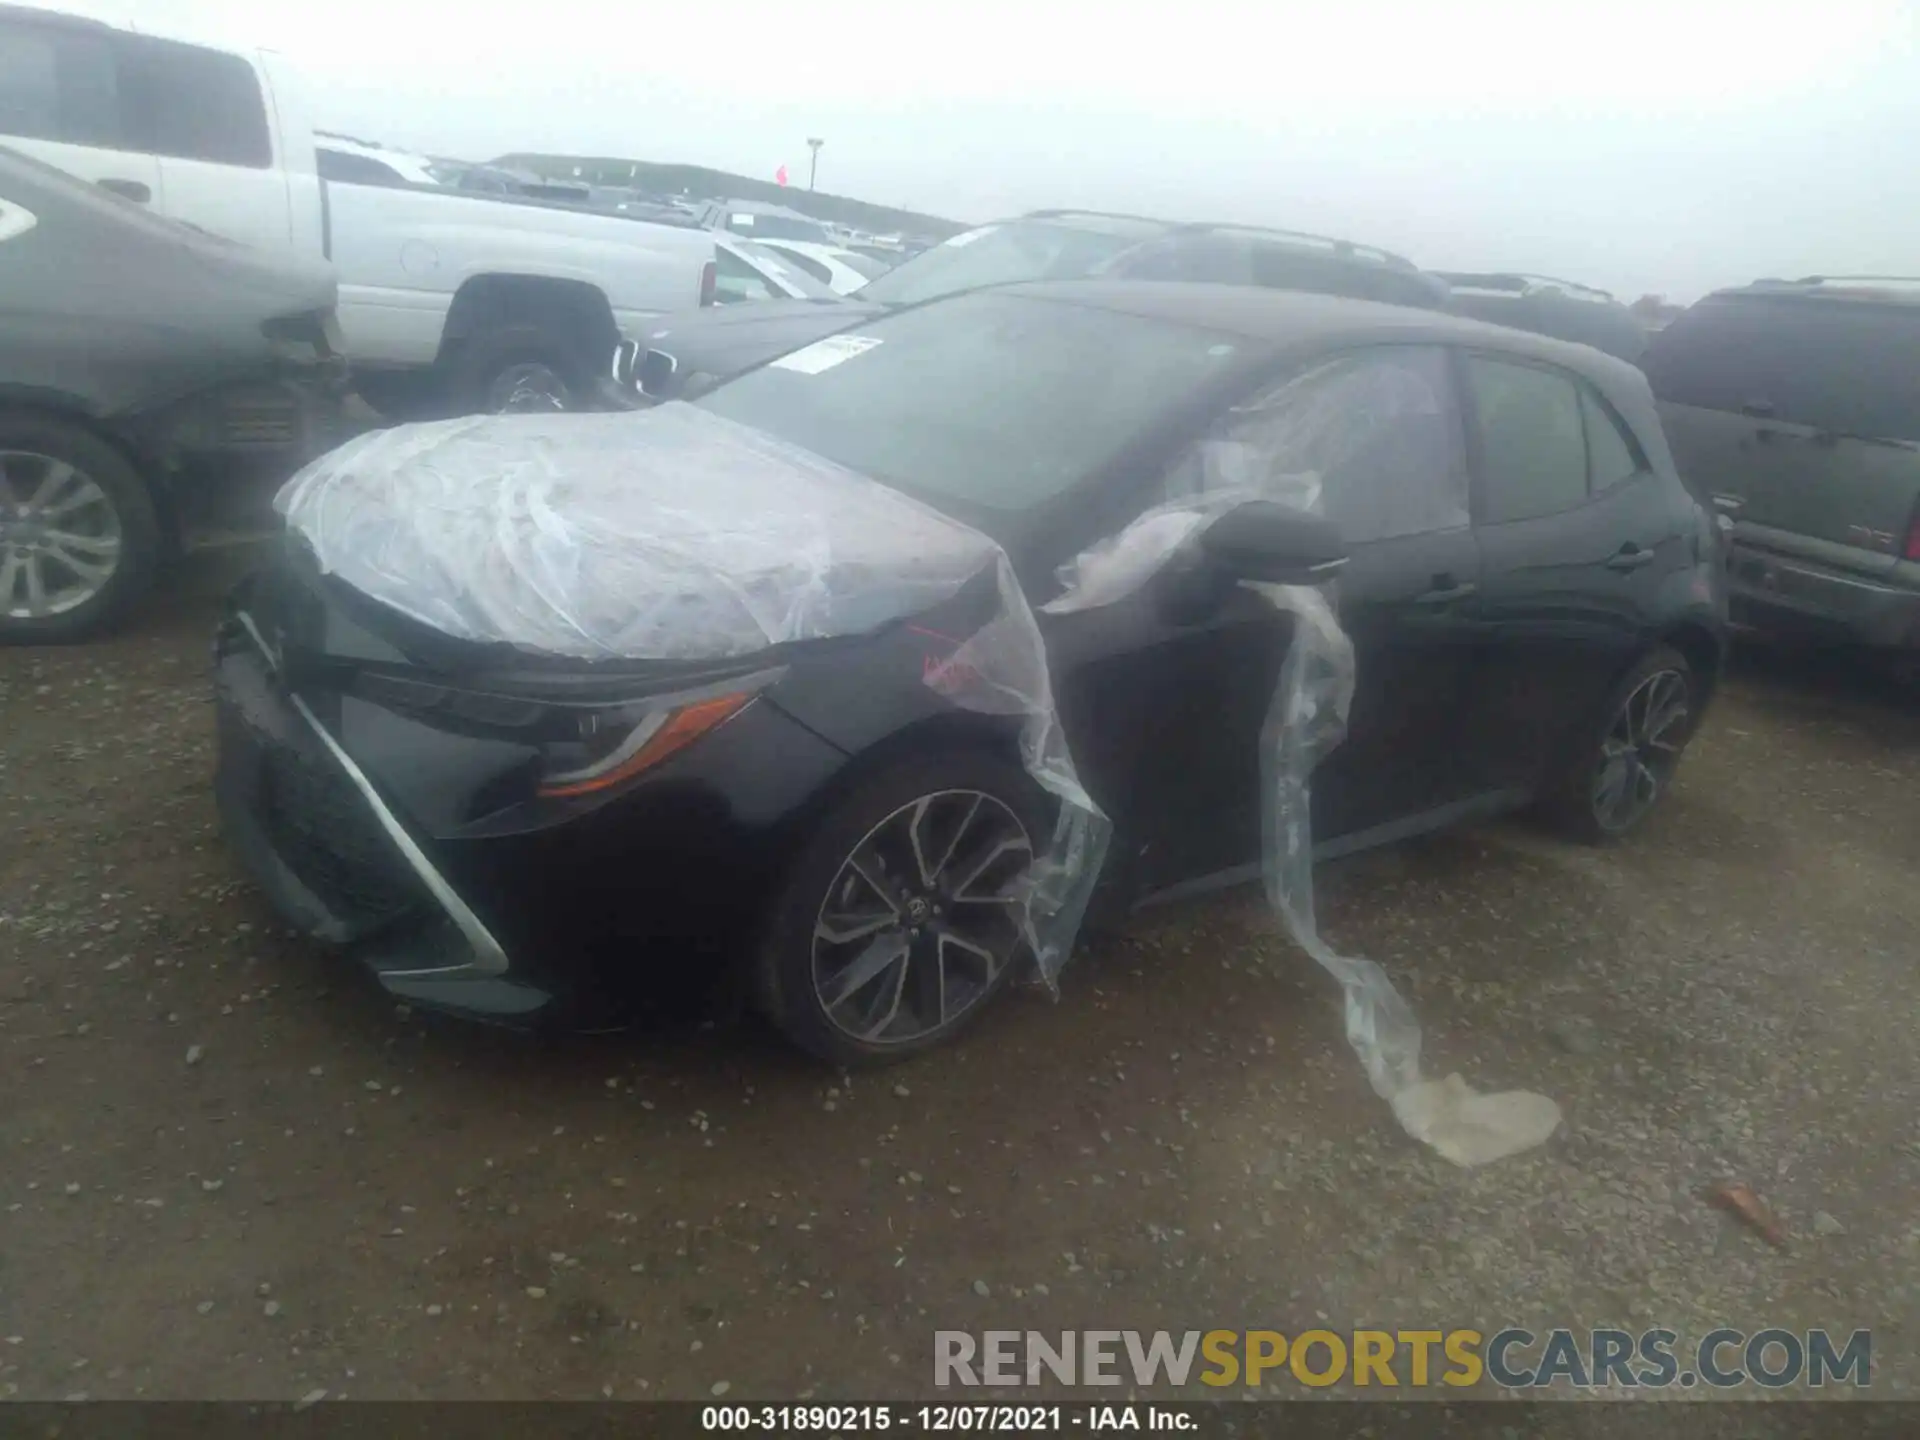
(810, 789, 1033, 1048)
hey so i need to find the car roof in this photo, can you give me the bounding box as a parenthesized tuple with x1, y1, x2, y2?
(995, 280, 1632, 371)
(1019, 209, 1425, 272)
(1706, 275, 1920, 309)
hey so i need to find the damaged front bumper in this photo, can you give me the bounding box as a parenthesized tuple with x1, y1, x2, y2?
(212, 610, 555, 1023)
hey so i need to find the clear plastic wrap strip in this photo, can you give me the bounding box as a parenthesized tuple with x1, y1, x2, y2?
(924, 553, 1110, 988)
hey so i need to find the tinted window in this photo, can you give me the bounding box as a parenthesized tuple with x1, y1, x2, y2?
(765, 245, 833, 285)
(1168, 347, 1468, 544)
(1466, 356, 1589, 522)
(1644, 295, 1920, 440)
(696, 290, 1246, 514)
(1121, 235, 1254, 285)
(711, 248, 782, 304)
(856, 218, 1159, 306)
(0, 20, 119, 147)
(317, 149, 406, 186)
(117, 35, 270, 168)
(836, 251, 890, 282)
(730, 211, 835, 243)
(1582, 387, 1642, 490)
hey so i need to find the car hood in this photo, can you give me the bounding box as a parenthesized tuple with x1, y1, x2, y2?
(273, 401, 1000, 667)
(639, 297, 884, 379)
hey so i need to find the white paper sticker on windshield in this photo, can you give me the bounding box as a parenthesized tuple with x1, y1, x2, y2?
(770, 335, 883, 374)
(942, 226, 997, 248)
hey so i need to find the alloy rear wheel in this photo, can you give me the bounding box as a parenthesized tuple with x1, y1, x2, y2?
(1544, 644, 1697, 843)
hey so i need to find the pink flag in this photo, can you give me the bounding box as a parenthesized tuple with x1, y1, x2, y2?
(775, 165, 789, 186)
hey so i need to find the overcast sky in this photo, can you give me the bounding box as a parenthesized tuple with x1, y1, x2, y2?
(84, 0, 1920, 301)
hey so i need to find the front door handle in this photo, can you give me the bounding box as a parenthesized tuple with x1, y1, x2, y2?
(1606, 544, 1656, 571)
(1414, 579, 1478, 605)
(97, 177, 152, 203)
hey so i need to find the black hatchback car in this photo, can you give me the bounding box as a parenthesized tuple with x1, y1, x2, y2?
(215, 283, 1725, 1064)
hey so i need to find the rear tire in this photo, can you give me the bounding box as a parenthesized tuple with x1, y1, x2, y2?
(754, 749, 1048, 1068)
(1542, 645, 1697, 844)
(0, 414, 160, 645)
(448, 324, 585, 416)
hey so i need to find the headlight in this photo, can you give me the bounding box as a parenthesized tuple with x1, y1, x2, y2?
(537, 690, 754, 798)
(355, 669, 770, 799)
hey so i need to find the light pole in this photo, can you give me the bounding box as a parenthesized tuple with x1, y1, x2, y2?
(807, 138, 824, 191)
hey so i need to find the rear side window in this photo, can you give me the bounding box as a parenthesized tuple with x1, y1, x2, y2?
(1645, 296, 1920, 441)
(0, 19, 120, 147)
(767, 246, 833, 285)
(1465, 356, 1589, 523)
(317, 150, 406, 186)
(116, 35, 271, 168)
(711, 249, 782, 304)
(1582, 388, 1643, 490)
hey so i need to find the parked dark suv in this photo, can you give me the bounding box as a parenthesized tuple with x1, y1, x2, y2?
(1641, 277, 1920, 678)
(1435, 273, 1650, 364)
(622, 210, 1451, 402)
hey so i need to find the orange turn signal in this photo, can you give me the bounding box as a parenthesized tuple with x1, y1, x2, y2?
(537, 692, 752, 798)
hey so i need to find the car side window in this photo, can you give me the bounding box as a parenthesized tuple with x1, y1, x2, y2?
(0, 20, 121, 147)
(712, 249, 780, 304)
(1464, 355, 1589, 523)
(1581, 387, 1644, 491)
(317, 150, 407, 186)
(769, 247, 834, 285)
(115, 35, 271, 168)
(1165, 346, 1470, 544)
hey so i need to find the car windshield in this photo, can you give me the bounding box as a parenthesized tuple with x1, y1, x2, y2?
(693, 290, 1247, 514)
(855, 218, 1163, 306)
(731, 212, 836, 243)
(729, 241, 839, 300)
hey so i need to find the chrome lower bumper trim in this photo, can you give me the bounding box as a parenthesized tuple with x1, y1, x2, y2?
(287, 693, 510, 977)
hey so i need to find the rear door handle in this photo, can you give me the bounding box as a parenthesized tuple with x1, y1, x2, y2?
(1606, 544, 1656, 571)
(1414, 579, 1478, 605)
(97, 177, 151, 202)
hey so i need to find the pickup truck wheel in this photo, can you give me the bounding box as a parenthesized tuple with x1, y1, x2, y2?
(452, 325, 584, 415)
(0, 415, 160, 645)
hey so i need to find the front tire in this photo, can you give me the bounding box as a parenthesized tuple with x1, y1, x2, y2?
(1544, 645, 1697, 843)
(755, 749, 1047, 1067)
(0, 415, 160, 645)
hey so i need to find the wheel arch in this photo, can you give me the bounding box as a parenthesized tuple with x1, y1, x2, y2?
(435, 273, 620, 366)
(1658, 616, 1725, 709)
(0, 398, 177, 554)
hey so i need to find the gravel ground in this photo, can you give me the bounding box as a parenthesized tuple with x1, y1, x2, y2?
(1, 548, 1916, 1404)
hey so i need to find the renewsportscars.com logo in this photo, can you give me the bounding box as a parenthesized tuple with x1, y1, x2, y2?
(933, 1328, 1871, 1390)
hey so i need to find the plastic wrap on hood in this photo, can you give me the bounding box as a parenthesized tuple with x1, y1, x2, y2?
(275, 402, 1112, 995)
(274, 404, 1006, 662)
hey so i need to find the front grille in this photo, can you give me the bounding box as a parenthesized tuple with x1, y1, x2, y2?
(258, 739, 423, 929)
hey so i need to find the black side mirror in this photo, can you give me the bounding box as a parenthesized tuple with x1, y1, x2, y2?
(1199, 500, 1348, 586)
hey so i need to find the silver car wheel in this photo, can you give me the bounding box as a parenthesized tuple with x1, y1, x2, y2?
(0, 450, 123, 620)
(1591, 667, 1690, 834)
(810, 789, 1032, 1047)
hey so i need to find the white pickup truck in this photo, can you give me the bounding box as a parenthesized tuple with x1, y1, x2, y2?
(0, 4, 720, 415)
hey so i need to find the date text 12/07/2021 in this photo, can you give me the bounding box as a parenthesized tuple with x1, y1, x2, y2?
(701, 1405, 1194, 1431)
